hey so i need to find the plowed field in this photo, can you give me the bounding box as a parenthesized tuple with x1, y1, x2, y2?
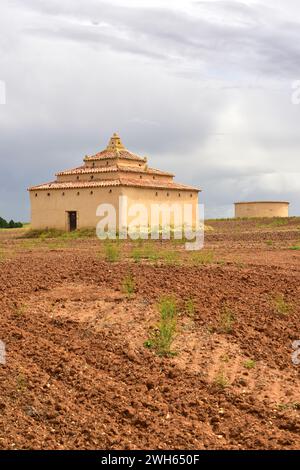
(0, 218, 300, 449)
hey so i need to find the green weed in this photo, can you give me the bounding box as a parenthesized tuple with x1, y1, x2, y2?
(122, 273, 135, 298)
(219, 306, 235, 334)
(243, 359, 256, 369)
(145, 296, 178, 356)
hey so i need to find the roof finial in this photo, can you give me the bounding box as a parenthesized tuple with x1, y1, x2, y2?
(106, 132, 125, 151)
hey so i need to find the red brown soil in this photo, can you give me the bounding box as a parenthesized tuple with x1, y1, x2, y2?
(0, 219, 300, 450)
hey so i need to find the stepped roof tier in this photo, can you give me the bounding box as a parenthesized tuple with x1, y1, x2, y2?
(55, 165, 173, 177)
(29, 133, 200, 192)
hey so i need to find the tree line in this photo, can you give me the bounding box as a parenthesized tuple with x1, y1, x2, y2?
(0, 217, 23, 229)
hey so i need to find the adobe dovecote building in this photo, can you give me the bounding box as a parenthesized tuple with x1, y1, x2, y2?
(29, 133, 200, 231)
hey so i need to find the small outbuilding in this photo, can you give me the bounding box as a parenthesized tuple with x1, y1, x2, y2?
(234, 201, 289, 218)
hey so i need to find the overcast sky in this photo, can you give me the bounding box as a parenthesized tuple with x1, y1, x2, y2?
(1, 0, 300, 220)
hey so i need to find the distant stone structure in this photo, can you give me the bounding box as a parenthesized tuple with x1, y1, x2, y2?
(234, 201, 289, 218)
(28, 133, 200, 231)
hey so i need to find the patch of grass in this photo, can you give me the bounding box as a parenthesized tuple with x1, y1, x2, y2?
(235, 260, 245, 269)
(216, 259, 226, 266)
(131, 247, 143, 263)
(104, 242, 120, 262)
(277, 402, 300, 411)
(258, 218, 289, 228)
(290, 245, 300, 251)
(16, 373, 27, 392)
(243, 359, 256, 369)
(219, 306, 235, 334)
(122, 272, 135, 298)
(172, 237, 186, 246)
(144, 296, 178, 356)
(273, 293, 291, 316)
(131, 243, 160, 262)
(185, 297, 196, 318)
(270, 218, 289, 227)
(46, 239, 69, 250)
(161, 250, 180, 266)
(21, 229, 64, 239)
(220, 354, 230, 363)
(21, 228, 95, 239)
(265, 240, 273, 246)
(20, 239, 43, 250)
(190, 251, 214, 266)
(20, 237, 69, 251)
(214, 370, 229, 389)
(159, 296, 177, 320)
(14, 304, 27, 318)
(143, 244, 160, 261)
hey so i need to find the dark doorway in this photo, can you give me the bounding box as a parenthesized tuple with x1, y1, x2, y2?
(68, 211, 77, 231)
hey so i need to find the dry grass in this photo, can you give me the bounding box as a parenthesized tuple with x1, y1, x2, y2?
(273, 293, 292, 316)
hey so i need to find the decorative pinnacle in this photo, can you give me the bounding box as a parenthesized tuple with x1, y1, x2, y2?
(106, 132, 125, 151)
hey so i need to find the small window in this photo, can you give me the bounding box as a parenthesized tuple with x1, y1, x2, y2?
(109, 189, 112, 193)
(35, 193, 38, 197)
(77, 192, 80, 196)
(77, 176, 80, 180)
(92, 162, 95, 167)
(106, 161, 109, 165)
(90, 191, 93, 195)
(153, 176, 155, 179)
(155, 192, 158, 196)
(167, 192, 169, 197)
(190, 193, 193, 198)
(140, 175, 142, 179)
(178, 193, 181, 197)
(90, 175, 94, 180)
(62, 192, 65, 196)
(47, 192, 50, 196)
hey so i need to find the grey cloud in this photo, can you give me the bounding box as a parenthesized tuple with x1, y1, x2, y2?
(12, 0, 300, 79)
(1, 0, 300, 220)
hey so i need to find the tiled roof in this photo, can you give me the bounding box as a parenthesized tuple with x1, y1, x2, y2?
(29, 180, 121, 190)
(84, 149, 147, 162)
(29, 178, 200, 192)
(28, 133, 200, 193)
(119, 178, 200, 191)
(56, 165, 174, 177)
